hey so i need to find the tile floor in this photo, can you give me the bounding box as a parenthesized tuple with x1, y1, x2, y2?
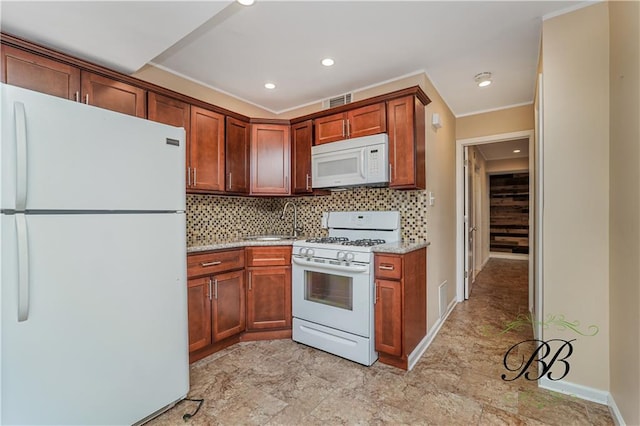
(149, 259, 614, 425)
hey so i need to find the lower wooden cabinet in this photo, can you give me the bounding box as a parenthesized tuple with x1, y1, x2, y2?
(374, 279, 402, 356)
(187, 249, 246, 362)
(187, 276, 212, 352)
(187, 246, 291, 362)
(212, 270, 246, 341)
(245, 247, 292, 331)
(247, 266, 291, 330)
(374, 248, 427, 369)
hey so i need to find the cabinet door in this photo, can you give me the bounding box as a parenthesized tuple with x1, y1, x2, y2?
(190, 106, 225, 192)
(250, 124, 290, 195)
(387, 96, 425, 189)
(347, 103, 386, 139)
(246, 266, 292, 330)
(375, 279, 402, 356)
(211, 270, 246, 341)
(225, 117, 250, 194)
(1, 45, 80, 101)
(291, 120, 313, 194)
(148, 93, 191, 188)
(81, 71, 146, 118)
(187, 276, 212, 352)
(314, 112, 346, 145)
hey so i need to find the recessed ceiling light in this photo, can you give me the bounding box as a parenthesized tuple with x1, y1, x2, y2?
(321, 58, 335, 67)
(237, 0, 255, 6)
(474, 72, 492, 87)
(513, 149, 521, 153)
(264, 83, 276, 90)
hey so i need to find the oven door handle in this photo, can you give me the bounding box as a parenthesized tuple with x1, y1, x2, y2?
(292, 256, 369, 273)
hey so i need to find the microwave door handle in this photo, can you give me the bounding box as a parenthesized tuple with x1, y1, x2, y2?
(360, 149, 367, 179)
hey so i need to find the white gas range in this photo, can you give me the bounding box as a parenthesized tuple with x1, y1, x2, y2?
(291, 211, 400, 366)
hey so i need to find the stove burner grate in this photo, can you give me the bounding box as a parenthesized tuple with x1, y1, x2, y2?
(342, 239, 386, 247)
(305, 236, 350, 244)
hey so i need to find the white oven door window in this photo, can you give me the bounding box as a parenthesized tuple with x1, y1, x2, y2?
(305, 271, 353, 311)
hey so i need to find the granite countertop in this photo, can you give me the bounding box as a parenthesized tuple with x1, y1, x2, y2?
(188, 238, 429, 254)
(187, 238, 300, 254)
(372, 240, 430, 254)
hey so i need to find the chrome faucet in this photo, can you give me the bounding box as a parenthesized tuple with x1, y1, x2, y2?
(281, 201, 302, 237)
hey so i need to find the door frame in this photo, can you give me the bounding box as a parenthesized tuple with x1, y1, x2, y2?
(455, 130, 536, 310)
(463, 146, 477, 299)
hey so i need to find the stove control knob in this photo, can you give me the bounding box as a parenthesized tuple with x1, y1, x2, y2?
(299, 248, 308, 256)
(345, 252, 355, 262)
(306, 249, 315, 258)
(336, 251, 346, 261)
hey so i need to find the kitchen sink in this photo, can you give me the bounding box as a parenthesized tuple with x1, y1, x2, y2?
(242, 235, 298, 241)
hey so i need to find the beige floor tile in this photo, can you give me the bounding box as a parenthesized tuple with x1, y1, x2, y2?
(147, 259, 614, 425)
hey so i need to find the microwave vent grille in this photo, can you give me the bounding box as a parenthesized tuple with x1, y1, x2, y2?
(323, 93, 352, 109)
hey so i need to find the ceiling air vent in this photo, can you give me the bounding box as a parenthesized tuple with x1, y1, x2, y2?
(323, 93, 352, 109)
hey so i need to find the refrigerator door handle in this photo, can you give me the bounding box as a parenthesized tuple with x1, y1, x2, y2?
(16, 214, 30, 322)
(15, 101, 28, 211)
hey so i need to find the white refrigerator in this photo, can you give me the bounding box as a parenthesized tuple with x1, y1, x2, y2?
(0, 84, 190, 425)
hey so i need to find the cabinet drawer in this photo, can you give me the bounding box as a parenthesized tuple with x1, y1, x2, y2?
(188, 249, 244, 278)
(374, 255, 402, 280)
(246, 246, 292, 267)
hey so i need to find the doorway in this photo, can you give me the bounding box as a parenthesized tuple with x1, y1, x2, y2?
(456, 131, 537, 316)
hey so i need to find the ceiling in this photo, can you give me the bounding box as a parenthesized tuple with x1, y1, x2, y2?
(477, 138, 529, 161)
(1, 1, 583, 117)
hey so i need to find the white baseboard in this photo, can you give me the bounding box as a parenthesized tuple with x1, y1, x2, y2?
(538, 377, 609, 405)
(607, 393, 627, 426)
(490, 252, 529, 260)
(407, 298, 458, 370)
(481, 256, 490, 270)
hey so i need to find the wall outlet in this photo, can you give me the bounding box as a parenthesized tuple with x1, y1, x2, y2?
(429, 192, 436, 206)
(321, 212, 329, 229)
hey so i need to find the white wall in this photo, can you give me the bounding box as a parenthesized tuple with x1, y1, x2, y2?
(608, 0, 640, 424)
(486, 157, 529, 174)
(542, 2, 610, 391)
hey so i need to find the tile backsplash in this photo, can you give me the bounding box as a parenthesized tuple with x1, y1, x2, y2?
(187, 187, 428, 246)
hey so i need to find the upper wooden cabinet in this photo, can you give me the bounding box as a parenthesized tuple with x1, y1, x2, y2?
(314, 102, 386, 145)
(148, 92, 190, 185)
(189, 106, 225, 192)
(225, 117, 250, 194)
(3, 35, 431, 195)
(148, 92, 190, 133)
(81, 71, 146, 118)
(1, 45, 146, 118)
(291, 120, 313, 194)
(386, 95, 425, 190)
(1, 44, 80, 101)
(250, 123, 291, 195)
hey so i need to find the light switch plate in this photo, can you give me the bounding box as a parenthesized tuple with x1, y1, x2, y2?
(429, 192, 436, 206)
(321, 212, 329, 228)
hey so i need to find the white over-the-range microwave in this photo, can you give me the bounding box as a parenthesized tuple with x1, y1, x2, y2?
(311, 133, 389, 189)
